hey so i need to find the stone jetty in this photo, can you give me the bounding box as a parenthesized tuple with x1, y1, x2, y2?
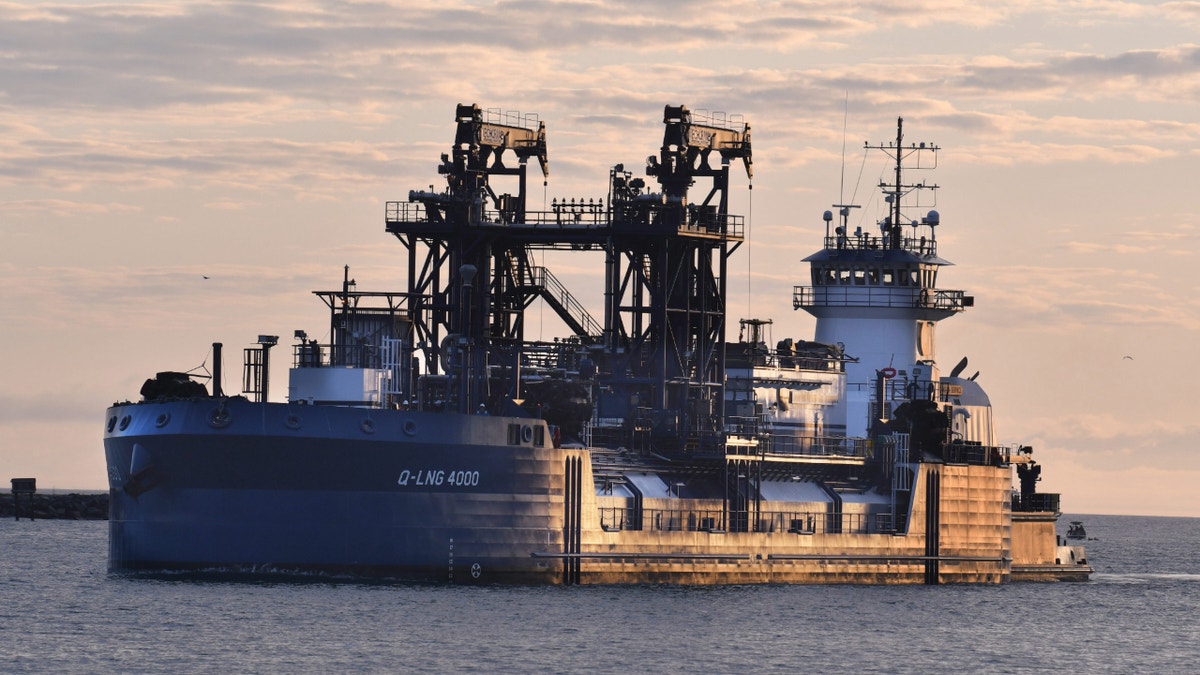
(1, 492, 109, 520)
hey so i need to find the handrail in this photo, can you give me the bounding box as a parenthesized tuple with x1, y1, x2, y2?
(527, 266, 603, 337)
(528, 264, 600, 333)
(763, 434, 871, 459)
(385, 199, 745, 240)
(822, 234, 938, 257)
(723, 433, 871, 460)
(293, 342, 383, 369)
(598, 507, 894, 535)
(943, 443, 1010, 467)
(385, 200, 426, 223)
(793, 285, 969, 312)
(1012, 493, 1061, 514)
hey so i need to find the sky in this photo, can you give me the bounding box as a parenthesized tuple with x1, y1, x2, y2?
(1, 0, 1199, 516)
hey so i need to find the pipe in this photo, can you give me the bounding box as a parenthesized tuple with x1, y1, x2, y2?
(212, 343, 223, 398)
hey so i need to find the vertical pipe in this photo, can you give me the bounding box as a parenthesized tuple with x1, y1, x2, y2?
(261, 344, 271, 403)
(340, 265, 352, 368)
(925, 468, 941, 585)
(212, 342, 223, 398)
(459, 264, 477, 413)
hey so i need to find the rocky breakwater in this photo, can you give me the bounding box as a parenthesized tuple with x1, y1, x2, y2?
(1, 492, 109, 520)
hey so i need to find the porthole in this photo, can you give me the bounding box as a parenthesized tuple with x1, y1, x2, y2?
(402, 419, 418, 436)
(155, 413, 170, 428)
(285, 414, 302, 430)
(106, 416, 117, 433)
(361, 418, 377, 434)
(118, 415, 132, 431)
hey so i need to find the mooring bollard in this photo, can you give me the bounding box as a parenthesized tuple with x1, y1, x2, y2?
(11, 478, 36, 521)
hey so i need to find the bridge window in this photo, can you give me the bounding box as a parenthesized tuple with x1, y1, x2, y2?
(853, 267, 866, 285)
(838, 268, 851, 285)
(882, 269, 895, 285)
(867, 267, 880, 285)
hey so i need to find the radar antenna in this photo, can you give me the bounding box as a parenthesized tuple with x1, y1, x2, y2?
(864, 117, 939, 250)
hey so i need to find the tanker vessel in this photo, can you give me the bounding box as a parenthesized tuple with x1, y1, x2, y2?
(104, 104, 1089, 583)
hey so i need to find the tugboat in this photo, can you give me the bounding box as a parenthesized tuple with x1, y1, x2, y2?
(104, 104, 1090, 583)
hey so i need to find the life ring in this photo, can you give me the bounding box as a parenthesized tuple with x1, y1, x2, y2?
(881, 367, 898, 379)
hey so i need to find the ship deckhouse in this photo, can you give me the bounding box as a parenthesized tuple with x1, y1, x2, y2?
(793, 118, 973, 439)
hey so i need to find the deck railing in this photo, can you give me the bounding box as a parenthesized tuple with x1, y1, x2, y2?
(759, 434, 872, 460)
(599, 507, 894, 535)
(821, 234, 938, 257)
(292, 342, 383, 369)
(1013, 493, 1061, 514)
(943, 443, 1010, 467)
(793, 285, 969, 312)
(384, 199, 745, 239)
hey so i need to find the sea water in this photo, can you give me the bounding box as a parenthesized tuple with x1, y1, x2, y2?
(1, 514, 1196, 673)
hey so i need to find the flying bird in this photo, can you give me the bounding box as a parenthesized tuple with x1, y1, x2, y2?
(1123, 355, 1133, 360)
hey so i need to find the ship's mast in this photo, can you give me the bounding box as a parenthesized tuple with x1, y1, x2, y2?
(890, 118, 903, 241)
(864, 116, 940, 253)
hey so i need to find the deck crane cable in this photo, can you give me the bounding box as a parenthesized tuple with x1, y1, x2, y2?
(540, 177, 546, 340)
(185, 345, 211, 379)
(850, 149, 884, 233)
(185, 345, 215, 386)
(840, 92, 849, 206)
(746, 178, 753, 321)
(841, 94, 874, 236)
(855, 149, 875, 231)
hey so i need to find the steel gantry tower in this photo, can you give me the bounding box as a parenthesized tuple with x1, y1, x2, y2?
(385, 103, 751, 455)
(604, 105, 752, 452)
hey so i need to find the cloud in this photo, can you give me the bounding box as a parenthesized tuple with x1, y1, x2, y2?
(0, 390, 105, 425)
(0, 135, 403, 199)
(961, 264, 1200, 331)
(1162, 1, 1200, 20)
(0, 199, 142, 218)
(0, 261, 340, 332)
(2, 0, 1200, 512)
(1028, 413, 1200, 484)
(1, 1, 1196, 204)
(0, 2, 1187, 115)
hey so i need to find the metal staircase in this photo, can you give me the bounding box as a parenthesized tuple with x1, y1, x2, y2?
(523, 265, 602, 339)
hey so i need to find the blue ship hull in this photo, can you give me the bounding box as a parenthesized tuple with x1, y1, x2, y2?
(104, 398, 565, 583)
